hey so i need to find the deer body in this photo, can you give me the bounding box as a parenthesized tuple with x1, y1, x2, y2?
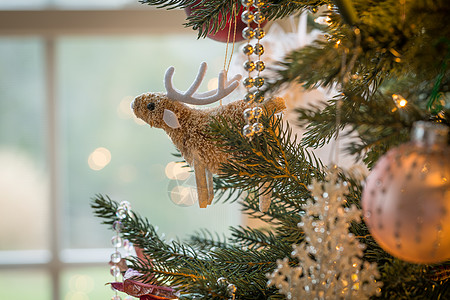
(131, 63, 285, 208)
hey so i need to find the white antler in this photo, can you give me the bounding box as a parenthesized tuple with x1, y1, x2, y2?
(164, 62, 242, 105)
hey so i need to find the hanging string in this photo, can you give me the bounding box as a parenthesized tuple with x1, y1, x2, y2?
(223, 3, 237, 73)
(221, 2, 238, 106)
(329, 28, 361, 166)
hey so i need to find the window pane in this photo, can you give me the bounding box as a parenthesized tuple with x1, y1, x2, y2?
(58, 35, 242, 249)
(0, 0, 47, 9)
(0, 0, 136, 9)
(0, 269, 51, 299)
(56, 0, 136, 9)
(61, 267, 111, 299)
(0, 37, 49, 251)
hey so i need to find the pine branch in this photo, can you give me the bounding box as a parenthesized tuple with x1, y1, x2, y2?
(92, 195, 289, 298)
(210, 108, 324, 206)
(139, 0, 329, 38)
(187, 229, 229, 252)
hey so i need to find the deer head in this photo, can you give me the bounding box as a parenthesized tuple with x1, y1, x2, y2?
(132, 62, 242, 130)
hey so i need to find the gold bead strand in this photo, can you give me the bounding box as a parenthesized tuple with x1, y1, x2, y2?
(241, 0, 256, 138)
(241, 0, 266, 138)
(251, 0, 265, 135)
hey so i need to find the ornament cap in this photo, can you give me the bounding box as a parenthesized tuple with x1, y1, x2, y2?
(412, 121, 449, 148)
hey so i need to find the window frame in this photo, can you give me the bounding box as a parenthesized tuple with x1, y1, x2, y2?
(0, 8, 196, 300)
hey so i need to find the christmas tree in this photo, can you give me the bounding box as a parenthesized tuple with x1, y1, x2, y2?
(92, 0, 450, 299)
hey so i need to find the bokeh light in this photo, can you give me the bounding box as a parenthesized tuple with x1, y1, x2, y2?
(88, 147, 111, 171)
(165, 161, 190, 180)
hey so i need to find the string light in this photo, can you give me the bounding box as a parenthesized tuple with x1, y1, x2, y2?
(392, 93, 408, 108)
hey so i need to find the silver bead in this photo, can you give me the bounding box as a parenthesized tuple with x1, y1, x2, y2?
(113, 220, 123, 232)
(254, 90, 265, 103)
(119, 200, 131, 212)
(241, 10, 254, 24)
(244, 108, 255, 121)
(243, 124, 254, 137)
(227, 283, 237, 295)
(244, 92, 255, 104)
(242, 44, 254, 55)
(243, 77, 255, 88)
(242, 27, 255, 39)
(254, 43, 264, 55)
(116, 208, 126, 219)
(254, 76, 264, 88)
(241, 0, 254, 6)
(111, 236, 123, 248)
(255, 28, 265, 39)
(253, 122, 264, 134)
(110, 252, 122, 264)
(252, 106, 263, 118)
(255, 60, 265, 71)
(309, 6, 319, 13)
(253, 0, 265, 7)
(110, 265, 121, 277)
(254, 11, 265, 24)
(217, 277, 228, 285)
(244, 60, 255, 72)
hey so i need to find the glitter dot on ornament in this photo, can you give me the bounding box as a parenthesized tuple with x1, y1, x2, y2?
(362, 121, 450, 264)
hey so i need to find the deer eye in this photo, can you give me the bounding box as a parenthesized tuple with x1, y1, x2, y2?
(147, 102, 155, 111)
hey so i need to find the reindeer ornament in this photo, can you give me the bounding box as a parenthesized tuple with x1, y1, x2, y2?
(131, 62, 285, 209)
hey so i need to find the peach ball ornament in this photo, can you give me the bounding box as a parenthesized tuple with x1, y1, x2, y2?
(362, 121, 450, 264)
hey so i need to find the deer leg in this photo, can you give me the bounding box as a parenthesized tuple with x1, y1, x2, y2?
(259, 181, 272, 212)
(206, 169, 214, 205)
(194, 158, 208, 208)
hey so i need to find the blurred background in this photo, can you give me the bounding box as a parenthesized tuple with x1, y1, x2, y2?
(0, 1, 242, 298)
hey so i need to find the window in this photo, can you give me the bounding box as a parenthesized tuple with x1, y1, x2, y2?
(0, 4, 242, 299)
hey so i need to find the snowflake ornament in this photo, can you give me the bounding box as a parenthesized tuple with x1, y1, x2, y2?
(267, 170, 382, 299)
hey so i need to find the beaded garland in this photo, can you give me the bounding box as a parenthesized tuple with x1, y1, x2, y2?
(241, 0, 266, 138)
(110, 201, 134, 300)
